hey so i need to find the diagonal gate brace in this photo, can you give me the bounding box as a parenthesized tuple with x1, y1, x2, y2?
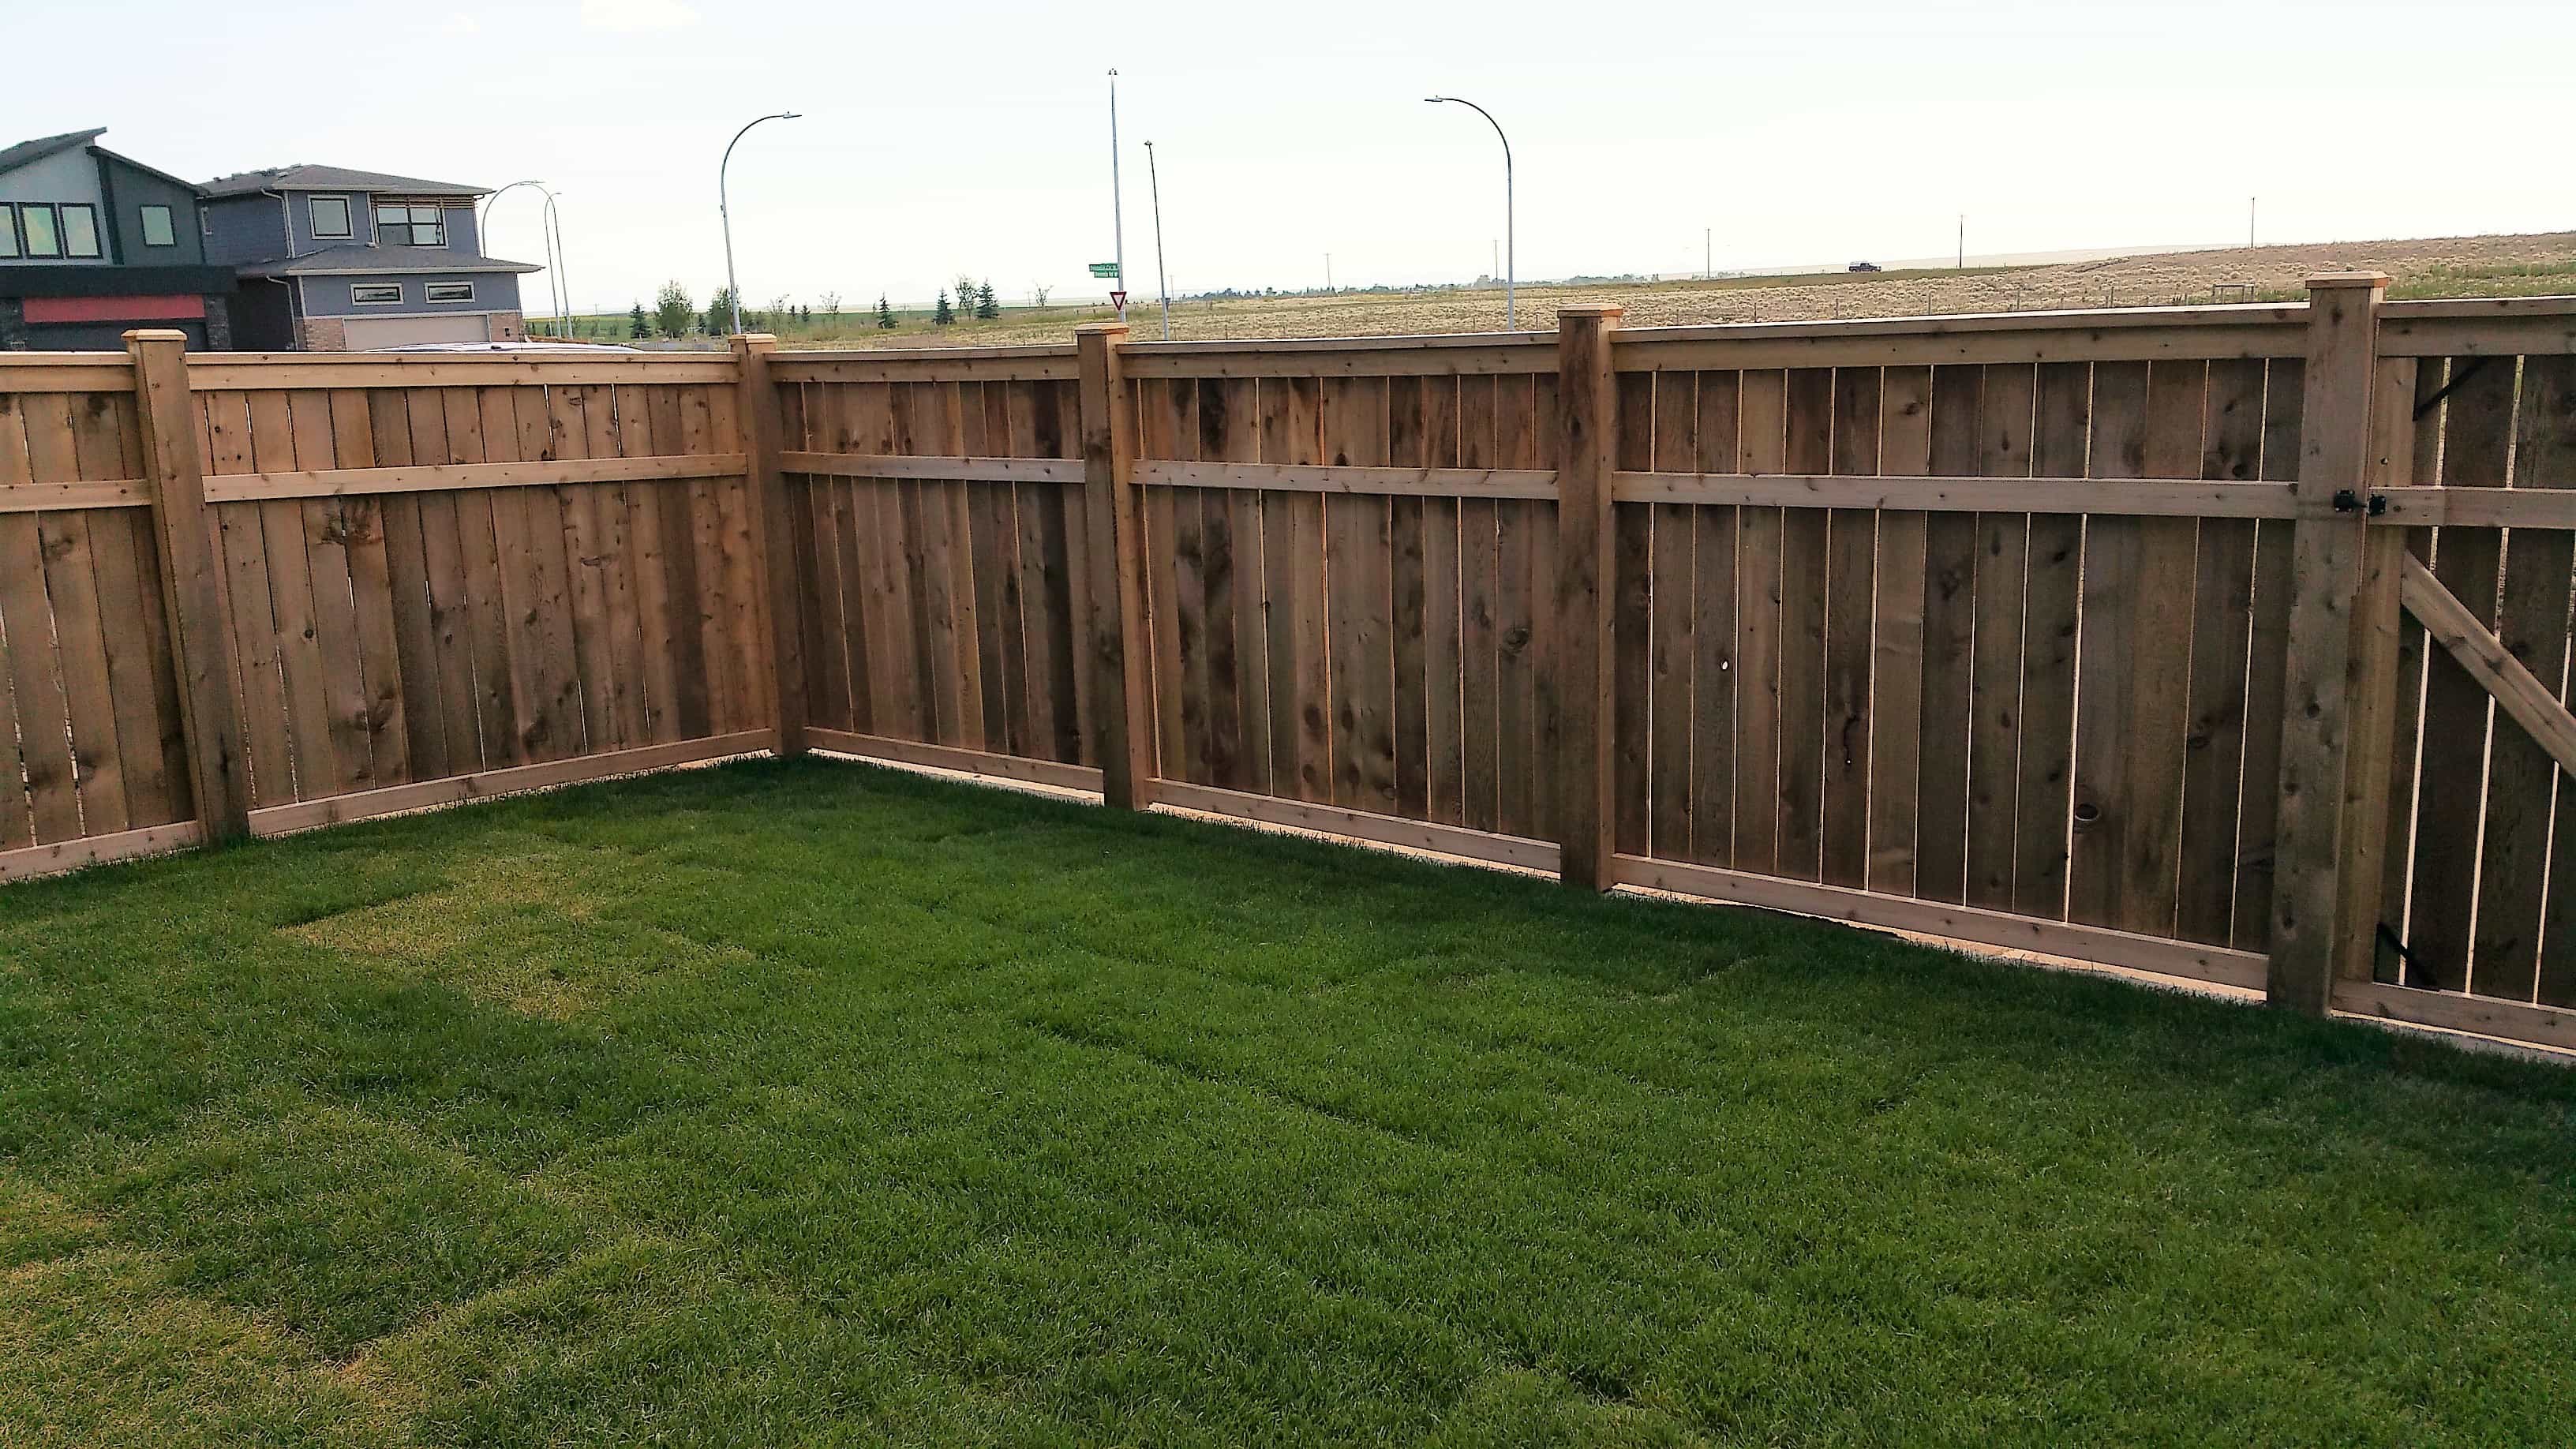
(2398, 553, 2576, 779)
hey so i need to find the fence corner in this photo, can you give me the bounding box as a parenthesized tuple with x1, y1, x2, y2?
(730, 331, 807, 759)
(1075, 323, 1153, 808)
(1552, 305, 1623, 890)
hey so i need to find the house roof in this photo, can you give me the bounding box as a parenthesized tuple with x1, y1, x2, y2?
(200, 165, 489, 199)
(90, 144, 202, 194)
(235, 245, 541, 278)
(0, 128, 108, 178)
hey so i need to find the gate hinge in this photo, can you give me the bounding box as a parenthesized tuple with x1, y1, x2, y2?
(2333, 489, 2389, 517)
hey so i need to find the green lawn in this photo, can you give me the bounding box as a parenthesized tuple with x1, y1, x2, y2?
(2, 759, 2571, 1446)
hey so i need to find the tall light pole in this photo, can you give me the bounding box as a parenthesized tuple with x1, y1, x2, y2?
(480, 180, 567, 337)
(1957, 213, 1965, 269)
(720, 110, 800, 336)
(1144, 140, 1172, 340)
(1108, 71, 1127, 322)
(2249, 196, 2258, 249)
(1426, 95, 1512, 328)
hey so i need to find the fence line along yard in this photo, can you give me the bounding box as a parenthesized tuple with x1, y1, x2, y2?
(5, 285, 2575, 1054)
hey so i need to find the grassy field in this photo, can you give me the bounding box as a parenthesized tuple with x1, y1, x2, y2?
(4, 758, 2574, 1445)
(555, 231, 2576, 352)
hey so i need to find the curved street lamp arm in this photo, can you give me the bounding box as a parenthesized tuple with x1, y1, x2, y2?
(720, 112, 802, 336)
(1425, 95, 1515, 328)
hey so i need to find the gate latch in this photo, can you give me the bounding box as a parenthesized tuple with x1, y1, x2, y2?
(2333, 489, 2389, 517)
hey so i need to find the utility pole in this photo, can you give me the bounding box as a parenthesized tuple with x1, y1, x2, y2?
(1108, 70, 1127, 322)
(1144, 140, 1171, 340)
(1957, 214, 1965, 269)
(1705, 227, 1711, 280)
(1326, 253, 1332, 292)
(2250, 196, 2258, 249)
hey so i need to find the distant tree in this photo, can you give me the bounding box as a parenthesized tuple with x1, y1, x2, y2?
(653, 281, 694, 339)
(705, 285, 739, 335)
(766, 294, 793, 331)
(798, 304, 812, 324)
(974, 280, 999, 320)
(628, 303, 650, 339)
(933, 290, 955, 327)
(1030, 283, 1052, 307)
(954, 274, 978, 312)
(818, 291, 841, 318)
(876, 294, 897, 329)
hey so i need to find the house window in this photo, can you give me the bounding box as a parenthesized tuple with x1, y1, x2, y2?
(0, 209, 16, 259)
(374, 203, 445, 247)
(140, 204, 177, 247)
(309, 196, 351, 239)
(424, 281, 475, 303)
(20, 205, 60, 257)
(60, 204, 101, 259)
(350, 283, 404, 305)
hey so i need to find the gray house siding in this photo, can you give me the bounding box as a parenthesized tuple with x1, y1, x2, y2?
(287, 191, 369, 251)
(299, 271, 522, 316)
(200, 193, 287, 268)
(0, 148, 109, 267)
(95, 155, 204, 266)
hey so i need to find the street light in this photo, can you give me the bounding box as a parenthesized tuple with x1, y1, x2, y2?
(480, 180, 568, 337)
(1144, 140, 1171, 340)
(720, 110, 800, 336)
(1425, 95, 1512, 329)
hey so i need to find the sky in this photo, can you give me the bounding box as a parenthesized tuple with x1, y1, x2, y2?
(13, 0, 2574, 313)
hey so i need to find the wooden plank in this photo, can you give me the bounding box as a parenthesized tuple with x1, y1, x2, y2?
(593, 393, 653, 749)
(552, 390, 623, 754)
(200, 451, 747, 503)
(326, 391, 409, 786)
(2170, 358, 2271, 944)
(708, 385, 774, 740)
(653, 386, 715, 740)
(76, 392, 187, 828)
(733, 335, 803, 754)
(1821, 366, 1881, 889)
(188, 358, 737, 391)
(1611, 853, 2269, 993)
(2068, 362, 2147, 928)
(1610, 373, 1655, 860)
(1386, 376, 1429, 817)
(0, 491, 80, 844)
(1863, 367, 1930, 895)
(2403, 354, 2514, 990)
(2267, 275, 2390, 1015)
(2402, 557, 2576, 786)
(1008, 381, 1076, 762)
(1262, 376, 1331, 803)
(1552, 308, 1624, 886)
(809, 728, 1102, 794)
(1771, 369, 1833, 882)
(2332, 979, 2576, 1054)
(1618, 316, 2307, 374)
(511, 388, 586, 760)
(427, 388, 508, 770)
(245, 391, 334, 802)
(1416, 374, 1460, 822)
(2233, 360, 2304, 953)
(25, 395, 132, 834)
(2013, 361, 2088, 919)
(0, 481, 148, 513)
(282, 391, 374, 796)
(203, 391, 293, 806)
(779, 451, 1080, 484)
(1524, 373, 1563, 843)
(0, 821, 204, 884)
(2326, 359, 2420, 990)
(1324, 376, 1398, 815)
(1143, 379, 1198, 781)
(1610, 470, 2294, 516)
(1688, 371, 1742, 869)
(364, 391, 444, 780)
(1456, 376, 1500, 832)
(1202, 377, 1258, 792)
(1915, 365, 1982, 902)
(132, 334, 253, 837)
(1494, 392, 1544, 840)
(1646, 382, 1698, 862)
(1964, 362, 2034, 910)
(1148, 777, 1559, 874)
(250, 729, 770, 836)
(2469, 354, 2576, 998)
(1076, 326, 1153, 807)
(1732, 368, 1788, 875)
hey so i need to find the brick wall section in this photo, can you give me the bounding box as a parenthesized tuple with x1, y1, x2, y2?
(203, 295, 233, 351)
(489, 309, 525, 341)
(299, 316, 348, 352)
(0, 298, 24, 350)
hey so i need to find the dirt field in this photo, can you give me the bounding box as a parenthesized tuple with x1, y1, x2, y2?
(773, 230, 2576, 349)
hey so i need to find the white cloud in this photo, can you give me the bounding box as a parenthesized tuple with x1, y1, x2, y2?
(578, 0, 699, 32)
(440, 12, 481, 34)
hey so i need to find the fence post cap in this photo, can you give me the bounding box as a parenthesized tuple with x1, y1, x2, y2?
(728, 332, 779, 351)
(2305, 271, 2391, 290)
(1073, 322, 1132, 338)
(121, 328, 189, 344)
(1557, 304, 1625, 320)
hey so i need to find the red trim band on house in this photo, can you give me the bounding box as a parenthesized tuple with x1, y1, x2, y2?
(21, 294, 208, 324)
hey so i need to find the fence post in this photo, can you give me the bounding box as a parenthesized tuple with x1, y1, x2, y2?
(123, 329, 250, 841)
(2266, 272, 2391, 1015)
(1076, 322, 1153, 808)
(730, 332, 806, 758)
(1552, 304, 1623, 889)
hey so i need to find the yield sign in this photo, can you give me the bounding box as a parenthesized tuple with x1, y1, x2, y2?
(1109, 290, 1129, 310)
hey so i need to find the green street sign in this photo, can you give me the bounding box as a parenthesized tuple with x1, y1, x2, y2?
(1088, 262, 1121, 278)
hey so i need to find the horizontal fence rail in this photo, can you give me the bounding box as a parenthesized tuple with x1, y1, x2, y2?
(6, 290, 2576, 1056)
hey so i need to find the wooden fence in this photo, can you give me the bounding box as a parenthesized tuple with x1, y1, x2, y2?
(8, 288, 2576, 1054)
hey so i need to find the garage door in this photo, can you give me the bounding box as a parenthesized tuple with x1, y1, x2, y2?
(342, 314, 490, 349)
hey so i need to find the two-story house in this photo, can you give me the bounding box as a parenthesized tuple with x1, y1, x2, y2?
(199, 165, 542, 351)
(0, 128, 238, 350)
